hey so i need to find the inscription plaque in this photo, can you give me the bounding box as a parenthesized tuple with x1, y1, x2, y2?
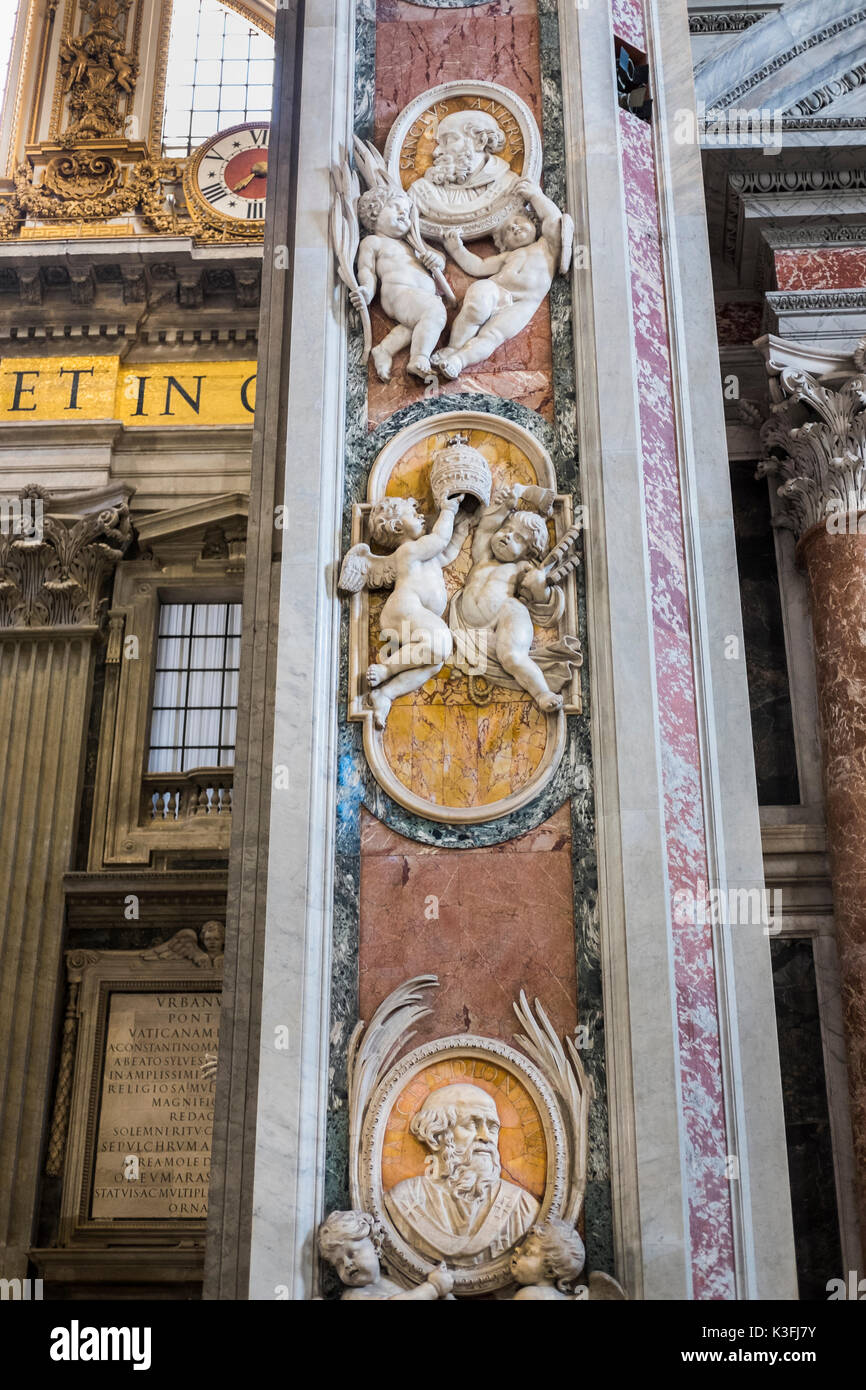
(92, 991, 220, 1220)
(55, 930, 223, 1244)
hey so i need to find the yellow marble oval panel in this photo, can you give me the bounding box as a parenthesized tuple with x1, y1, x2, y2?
(362, 419, 569, 822)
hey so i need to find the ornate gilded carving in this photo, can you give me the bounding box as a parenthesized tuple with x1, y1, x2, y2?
(0, 154, 187, 240)
(43, 150, 120, 199)
(60, 0, 138, 140)
(0, 486, 133, 628)
(0, 1, 263, 245)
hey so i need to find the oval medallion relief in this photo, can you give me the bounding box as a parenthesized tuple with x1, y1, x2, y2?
(340, 411, 582, 823)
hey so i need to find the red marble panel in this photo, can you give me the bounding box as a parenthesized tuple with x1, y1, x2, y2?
(359, 804, 578, 1047)
(774, 247, 866, 292)
(375, 3, 542, 142)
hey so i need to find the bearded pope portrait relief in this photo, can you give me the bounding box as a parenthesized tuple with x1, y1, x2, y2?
(406, 109, 519, 227)
(384, 1082, 540, 1266)
(384, 82, 543, 242)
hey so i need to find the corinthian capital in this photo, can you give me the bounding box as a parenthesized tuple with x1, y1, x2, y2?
(0, 483, 134, 629)
(756, 369, 866, 540)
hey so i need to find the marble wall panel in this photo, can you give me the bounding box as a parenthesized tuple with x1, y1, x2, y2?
(715, 301, 763, 346)
(611, 0, 645, 47)
(359, 802, 578, 1044)
(325, 0, 610, 1291)
(774, 248, 866, 292)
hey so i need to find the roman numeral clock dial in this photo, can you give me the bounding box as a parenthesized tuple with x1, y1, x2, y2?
(186, 122, 270, 233)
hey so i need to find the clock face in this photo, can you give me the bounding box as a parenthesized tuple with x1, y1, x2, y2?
(190, 122, 270, 224)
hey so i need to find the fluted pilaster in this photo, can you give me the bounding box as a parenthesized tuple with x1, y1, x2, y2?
(0, 485, 131, 1277)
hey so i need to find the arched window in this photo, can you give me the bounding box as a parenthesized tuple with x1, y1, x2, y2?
(161, 0, 274, 159)
(0, 3, 20, 128)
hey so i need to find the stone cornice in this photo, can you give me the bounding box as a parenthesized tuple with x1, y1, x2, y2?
(708, 8, 866, 109)
(729, 168, 866, 196)
(761, 224, 866, 248)
(0, 243, 263, 343)
(785, 60, 866, 117)
(766, 288, 866, 314)
(689, 10, 776, 35)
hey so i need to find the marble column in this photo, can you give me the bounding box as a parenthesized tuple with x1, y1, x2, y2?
(760, 367, 866, 1264)
(0, 485, 132, 1278)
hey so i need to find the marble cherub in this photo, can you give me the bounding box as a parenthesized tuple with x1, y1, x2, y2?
(449, 483, 578, 712)
(339, 492, 469, 730)
(432, 178, 573, 379)
(510, 1217, 627, 1301)
(332, 138, 456, 385)
(353, 186, 448, 384)
(318, 1210, 454, 1301)
(510, 1217, 586, 1299)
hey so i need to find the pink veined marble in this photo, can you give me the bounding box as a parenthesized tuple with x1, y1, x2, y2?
(774, 247, 866, 292)
(611, 0, 646, 48)
(619, 107, 736, 1299)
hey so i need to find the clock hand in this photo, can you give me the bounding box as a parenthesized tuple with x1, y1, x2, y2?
(229, 160, 268, 194)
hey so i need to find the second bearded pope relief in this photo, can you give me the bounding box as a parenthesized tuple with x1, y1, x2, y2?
(339, 413, 582, 823)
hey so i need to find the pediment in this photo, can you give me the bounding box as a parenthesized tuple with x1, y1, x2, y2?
(135, 492, 248, 565)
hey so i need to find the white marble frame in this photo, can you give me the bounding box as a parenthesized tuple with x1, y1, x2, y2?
(358, 1035, 566, 1296)
(344, 410, 580, 825)
(383, 80, 543, 241)
(243, 0, 352, 1302)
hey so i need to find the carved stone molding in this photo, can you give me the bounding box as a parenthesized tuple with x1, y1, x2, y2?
(785, 61, 866, 117)
(712, 9, 866, 109)
(729, 169, 866, 197)
(0, 485, 133, 629)
(762, 225, 866, 249)
(757, 370, 866, 539)
(767, 289, 866, 314)
(689, 10, 775, 34)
